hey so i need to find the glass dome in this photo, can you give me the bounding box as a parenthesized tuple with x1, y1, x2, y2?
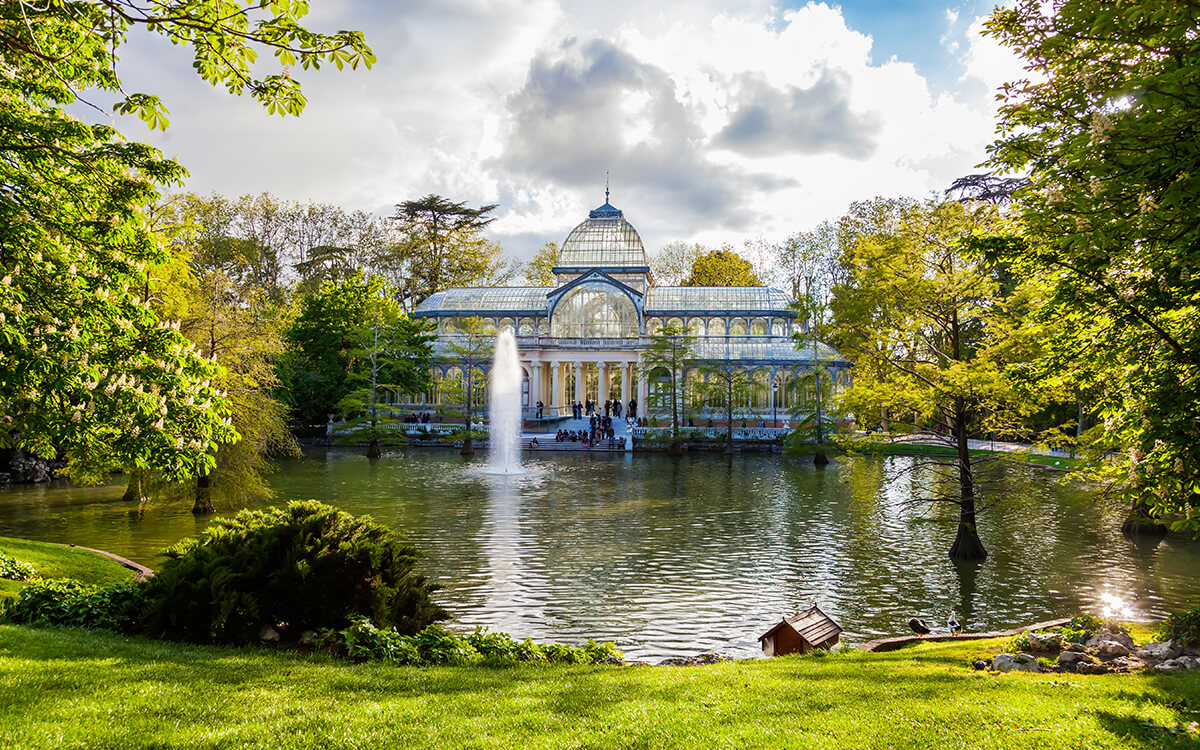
(551, 282, 639, 338)
(556, 202, 649, 269)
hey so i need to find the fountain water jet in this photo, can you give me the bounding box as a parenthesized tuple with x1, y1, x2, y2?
(488, 330, 523, 474)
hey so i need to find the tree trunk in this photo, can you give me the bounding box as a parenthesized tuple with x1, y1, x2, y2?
(949, 400, 986, 559)
(193, 470, 215, 515)
(1121, 497, 1167, 537)
(367, 439, 381, 459)
(461, 372, 475, 456)
(121, 470, 145, 503)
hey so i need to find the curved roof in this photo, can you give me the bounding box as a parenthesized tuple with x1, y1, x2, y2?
(692, 337, 847, 364)
(556, 202, 649, 270)
(415, 287, 550, 315)
(646, 287, 793, 315)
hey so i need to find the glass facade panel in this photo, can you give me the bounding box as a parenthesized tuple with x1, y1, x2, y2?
(559, 216, 648, 269)
(687, 317, 705, 336)
(667, 317, 684, 329)
(750, 317, 768, 335)
(518, 318, 534, 335)
(708, 318, 726, 336)
(772, 320, 786, 337)
(550, 283, 639, 338)
(499, 317, 515, 332)
(729, 318, 746, 335)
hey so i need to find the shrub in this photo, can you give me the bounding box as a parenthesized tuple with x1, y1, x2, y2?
(1158, 607, 1200, 646)
(138, 501, 445, 644)
(0, 552, 37, 581)
(2, 579, 142, 631)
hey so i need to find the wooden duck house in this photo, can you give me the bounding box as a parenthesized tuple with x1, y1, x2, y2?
(759, 605, 842, 656)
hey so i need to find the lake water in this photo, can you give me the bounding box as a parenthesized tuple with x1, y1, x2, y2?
(1, 449, 1197, 660)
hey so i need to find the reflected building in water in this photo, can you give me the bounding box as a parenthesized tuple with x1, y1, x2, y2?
(410, 196, 850, 422)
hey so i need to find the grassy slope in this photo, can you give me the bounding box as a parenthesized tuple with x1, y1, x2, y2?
(0, 536, 133, 598)
(0, 626, 1197, 749)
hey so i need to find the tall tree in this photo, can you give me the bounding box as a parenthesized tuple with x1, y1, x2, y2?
(390, 195, 500, 308)
(681, 248, 762, 287)
(832, 198, 1020, 559)
(335, 296, 434, 458)
(696, 361, 757, 454)
(986, 0, 1200, 534)
(524, 241, 561, 286)
(650, 241, 707, 286)
(437, 317, 494, 456)
(640, 325, 696, 455)
(0, 1, 371, 481)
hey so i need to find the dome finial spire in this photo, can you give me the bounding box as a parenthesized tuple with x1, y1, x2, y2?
(605, 170, 610, 204)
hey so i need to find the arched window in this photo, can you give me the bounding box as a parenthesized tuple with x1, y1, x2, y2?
(750, 317, 768, 336)
(666, 317, 684, 330)
(729, 318, 747, 336)
(752, 370, 771, 409)
(440, 318, 458, 334)
(646, 317, 662, 335)
(498, 317, 515, 333)
(551, 283, 639, 338)
(771, 320, 786, 337)
(688, 317, 705, 336)
(686, 369, 706, 412)
(537, 319, 549, 335)
(518, 318, 534, 335)
(708, 318, 726, 336)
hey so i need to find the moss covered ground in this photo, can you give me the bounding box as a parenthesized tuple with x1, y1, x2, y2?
(0, 535, 133, 599)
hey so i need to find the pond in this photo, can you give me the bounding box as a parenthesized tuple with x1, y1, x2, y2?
(1, 449, 1197, 661)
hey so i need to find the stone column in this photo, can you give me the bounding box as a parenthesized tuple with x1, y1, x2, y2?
(531, 363, 542, 418)
(637, 370, 649, 419)
(573, 361, 583, 406)
(621, 362, 631, 407)
(597, 361, 607, 405)
(550, 362, 561, 416)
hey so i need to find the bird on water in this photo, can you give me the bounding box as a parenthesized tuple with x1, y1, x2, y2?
(908, 618, 931, 635)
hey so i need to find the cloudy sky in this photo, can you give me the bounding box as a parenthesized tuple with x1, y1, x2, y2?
(102, 0, 1026, 262)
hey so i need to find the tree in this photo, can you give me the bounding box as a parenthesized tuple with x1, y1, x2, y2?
(388, 195, 502, 309)
(985, 1, 1200, 534)
(681, 248, 762, 287)
(0, 1, 371, 482)
(640, 325, 696, 455)
(335, 297, 434, 458)
(524, 242, 561, 286)
(650, 242, 707, 286)
(279, 276, 380, 429)
(437, 317, 494, 456)
(831, 198, 1021, 559)
(696, 361, 757, 453)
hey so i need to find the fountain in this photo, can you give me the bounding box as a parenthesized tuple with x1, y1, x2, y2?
(487, 330, 523, 474)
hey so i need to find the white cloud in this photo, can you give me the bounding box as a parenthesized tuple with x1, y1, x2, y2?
(92, 1, 1013, 263)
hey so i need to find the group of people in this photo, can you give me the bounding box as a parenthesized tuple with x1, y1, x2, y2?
(570, 398, 637, 420)
(402, 412, 435, 424)
(555, 423, 626, 449)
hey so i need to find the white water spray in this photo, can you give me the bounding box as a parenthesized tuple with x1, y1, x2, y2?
(488, 330, 523, 474)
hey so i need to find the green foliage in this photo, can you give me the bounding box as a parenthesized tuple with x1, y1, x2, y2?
(1158, 607, 1200, 647)
(2, 580, 142, 632)
(0, 554, 36, 582)
(524, 242, 561, 286)
(139, 501, 445, 644)
(681, 248, 762, 287)
(640, 326, 695, 442)
(318, 619, 623, 667)
(985, 1, 1200, 531)
(650, 241, 707, 286)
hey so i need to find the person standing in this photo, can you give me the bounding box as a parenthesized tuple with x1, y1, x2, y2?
(629, 398, 637, 419)
(536, 400, 544, 419)
(604, 399, 611, 417)
(613, 400, 621, 418)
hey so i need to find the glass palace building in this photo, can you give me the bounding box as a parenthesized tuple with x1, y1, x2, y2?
(412, 199, 850, 422)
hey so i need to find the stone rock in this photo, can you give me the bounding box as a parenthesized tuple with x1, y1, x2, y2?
(1076, 662, 1110, 675)
(1058, 650, 1085, 667)
(972, 659, 989, 671)
(1066, 643, 1087, 653)
(1027, 632, 1063, 651)
(600, 655, 627, 666)
(258, 624, 280, 643)
(658, 650, 729, 666)
(993, 653, 1039, 673)
(1087, 630, 1134, 650)
(1137, 640, 1182, 661)
(1111, 656, 1144, 672)
(1095, 640, 1131, 657)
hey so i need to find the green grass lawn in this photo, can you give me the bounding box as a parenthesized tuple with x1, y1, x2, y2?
(0, 536, 134, 599)
(0, 625, 1197, 749)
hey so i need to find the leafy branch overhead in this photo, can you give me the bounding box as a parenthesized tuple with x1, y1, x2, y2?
(4, 0, 375, 128)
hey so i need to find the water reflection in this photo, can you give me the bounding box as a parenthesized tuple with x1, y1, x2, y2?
(0, 450, 1197, 660)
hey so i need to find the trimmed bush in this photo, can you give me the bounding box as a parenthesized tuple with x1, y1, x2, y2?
(139, 501, 445, 644)
(1158, 606, 1200, 646)
(2, 579, 142, 631)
